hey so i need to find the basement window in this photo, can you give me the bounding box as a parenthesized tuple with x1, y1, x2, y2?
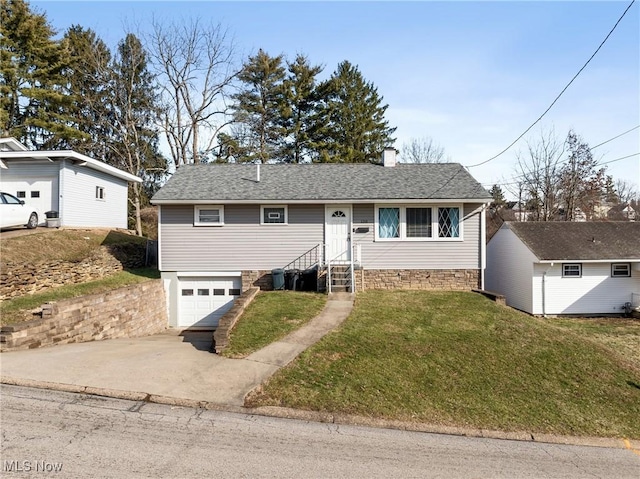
(562, 264, 582, 278)
(611, 263, 631, 278)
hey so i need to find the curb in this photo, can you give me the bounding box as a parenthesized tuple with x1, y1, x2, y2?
(1, 376, 634, 451)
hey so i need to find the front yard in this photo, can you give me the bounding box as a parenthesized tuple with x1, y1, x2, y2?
(244, 290, 640, 439)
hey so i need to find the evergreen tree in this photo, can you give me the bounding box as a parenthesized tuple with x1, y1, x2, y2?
(312, 60, 396, 163)
(108, 33, 166, 235)
(60, 25, 112, 159)
(280, 54, 323, 163)
(0, 0, 81, 148)
(489, 184, 506, 207)
(230, 49, 287, 163)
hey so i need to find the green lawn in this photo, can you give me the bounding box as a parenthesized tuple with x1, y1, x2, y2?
(246, 290, 640, 439)
(0, 268, 159, 326)
(222, 291, 327, 358)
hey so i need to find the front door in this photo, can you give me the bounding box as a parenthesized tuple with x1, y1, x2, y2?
(325, 205, 351, 263)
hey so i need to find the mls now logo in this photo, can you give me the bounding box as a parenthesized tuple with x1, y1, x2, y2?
(3, 460, 63, 473)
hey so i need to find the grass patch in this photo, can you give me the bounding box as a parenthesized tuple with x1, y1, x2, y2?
(246, 291, 640, 439)
(222, 291, 327, 358)
(0, 268, 159, 326)
(1, 229, 147, 264)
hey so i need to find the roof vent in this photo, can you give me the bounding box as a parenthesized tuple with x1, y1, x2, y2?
(382, 147, 397, 167)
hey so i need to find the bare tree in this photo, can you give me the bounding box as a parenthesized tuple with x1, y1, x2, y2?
(148, 19, 237, 166)
(615, 179, 638, 204)
(514, 128, 564, 221)
(399, 137, 446, 163)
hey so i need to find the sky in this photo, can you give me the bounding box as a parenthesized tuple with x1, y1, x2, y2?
(32, 1, 640, 198)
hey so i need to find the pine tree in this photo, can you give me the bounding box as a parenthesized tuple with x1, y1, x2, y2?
(230, 49, 287, 163)
(0, 0, 81, 148)
(107, 33, 166, 235)
(312, 61, 396, 163)
(60, 25, 112, 159)
(280, 55, 323, 163)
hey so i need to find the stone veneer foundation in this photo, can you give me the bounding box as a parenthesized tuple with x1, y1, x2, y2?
(241, 268, 480, 292)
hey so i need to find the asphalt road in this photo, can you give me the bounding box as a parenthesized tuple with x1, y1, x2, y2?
(1, 385, 638, 479)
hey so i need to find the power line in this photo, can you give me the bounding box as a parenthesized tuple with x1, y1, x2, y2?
(466, 0, 637, 169)
(591, 125, 640, 149)
(598, 152, 639, 165)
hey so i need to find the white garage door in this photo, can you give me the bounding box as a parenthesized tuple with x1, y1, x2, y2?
(0, 178, 56, 220)
(178, 277, 241, 329)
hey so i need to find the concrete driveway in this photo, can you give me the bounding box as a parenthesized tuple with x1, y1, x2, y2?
(0, 297, 354, 407)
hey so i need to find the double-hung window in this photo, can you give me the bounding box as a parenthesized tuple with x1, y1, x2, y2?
(194, 205, 224, 226)
(375, 205, 462, 240)
(562, 263, 582, 278)
(611, 263, 631, 277)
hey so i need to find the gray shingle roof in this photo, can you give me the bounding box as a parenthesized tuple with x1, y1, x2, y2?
(152, 163, 490, 202)
(505, 221, 640, 260)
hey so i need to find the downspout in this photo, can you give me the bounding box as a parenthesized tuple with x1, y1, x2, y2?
(480, 203, 487, 290)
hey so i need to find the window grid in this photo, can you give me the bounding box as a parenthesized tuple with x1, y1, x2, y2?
(378, 207, 400, 238)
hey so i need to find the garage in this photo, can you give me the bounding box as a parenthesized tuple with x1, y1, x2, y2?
(0, 177, 57, 222)
(178, 276, 241, 329)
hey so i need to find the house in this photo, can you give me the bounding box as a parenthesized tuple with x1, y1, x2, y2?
(485, 221, 640, 316)
(608, 203, 636, 221)
(0, 138, 141, 229)
(151, 149, 491, 329)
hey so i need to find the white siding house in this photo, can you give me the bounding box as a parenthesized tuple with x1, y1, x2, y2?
(486, 222, 640, 316)
(0, 138, 141, 229)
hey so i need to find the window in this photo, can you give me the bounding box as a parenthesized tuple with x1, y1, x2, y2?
(16, 191, 26, 198)
(30, 191, 40, 198)
(611, 263, 631, 278)
(197, 289, 209, 296)
(261, 205, 288, 225)
(229, 288, 241, 296)
(213, 289, 225, 296)
(96, 186, 105, 200)
(562, 264, 582, 278)
(2, 193, 21, 205)
(181, 289, 194, 296)
(194, 205, 224, 226)
(378, 207, 400, 238)
(375, 205, 462, 241)
(438, 207, 460, 238)
(406, 207, 432, 238)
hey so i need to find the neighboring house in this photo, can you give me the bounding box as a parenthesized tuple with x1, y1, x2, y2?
(608, 203, 636, 221)
(485, 221, 640, 316)
(0, 138, 141, 229)
(151, 149, 491, 329)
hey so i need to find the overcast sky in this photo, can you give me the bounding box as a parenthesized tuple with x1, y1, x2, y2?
(33, 1, 640, 197)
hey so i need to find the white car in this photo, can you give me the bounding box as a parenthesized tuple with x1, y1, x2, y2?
(0, 192, 39, 229)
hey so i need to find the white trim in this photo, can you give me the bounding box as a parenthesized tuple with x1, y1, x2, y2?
(177, 271, 241, 277)
(194, 205, 224, 226)
(0, 150, 142, 183)
(539, 259, 640, 264)
(374, 204, 464, 242)
(260, 205, 288, 225)
(151, 198, 490, 206)
(157, 205, 163, 271)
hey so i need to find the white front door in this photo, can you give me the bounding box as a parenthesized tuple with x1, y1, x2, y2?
(325, 205, 351, 263)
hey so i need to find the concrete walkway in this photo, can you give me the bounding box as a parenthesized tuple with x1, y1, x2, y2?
(0, 295, 354, 407)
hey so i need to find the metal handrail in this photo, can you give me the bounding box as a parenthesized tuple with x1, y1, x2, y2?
(283, 243, 322, 271)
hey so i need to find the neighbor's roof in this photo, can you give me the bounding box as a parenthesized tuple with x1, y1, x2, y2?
(503, 221, 640, 261)
(0, 138, 142, 183)
(151, 163, 490, 204)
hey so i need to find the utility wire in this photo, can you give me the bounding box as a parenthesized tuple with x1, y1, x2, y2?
(591, 125, 640, 149)
(466, 0, 636, 169)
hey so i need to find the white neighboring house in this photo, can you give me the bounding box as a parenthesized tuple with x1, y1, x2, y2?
(485, 221, 640, 316)
(0, 138, 141, 229)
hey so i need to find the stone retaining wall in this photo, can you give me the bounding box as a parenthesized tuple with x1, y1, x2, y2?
(0, 280, 167, 352)
(360, 269, 480, 291)
(242, 271, 272, 291)
(0, 245, 145, 300)
(212, 287, 260, 354)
